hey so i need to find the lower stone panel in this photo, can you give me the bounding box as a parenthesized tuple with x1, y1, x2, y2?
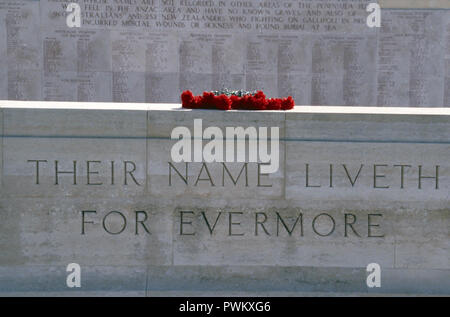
(0, 265, 448, 296)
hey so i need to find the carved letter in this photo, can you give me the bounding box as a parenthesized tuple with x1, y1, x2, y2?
(343, 164, 363, 187)
(180, 211, 195, 236)
(373, 164, 389, 189)
(81, 210, 96, 235)
(102, 211, 127, 235)
(201, 211, 222, 235)
(312, 213, 335, 237)
(168, 162, 188, 186)
(135, 211, 150, 235)
(228, 212, 244, 236)
(195, 163, 215, 186)
(368, 214, 384, 238)
(255, 212, 270, 236)
(87, 161, 102, 185)
(345, 213, 360, 237)
(27, 160, 48, 184)
(222, 163, 248, 186)
(418, 165, 439, 189)
(124, 161, 140, 186)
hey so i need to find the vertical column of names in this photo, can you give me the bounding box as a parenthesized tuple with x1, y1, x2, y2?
(43, 33, 67, 100)
(3, 1, 41, 100)
(145, 32, 179, 102)
(211, 34, 245, 91)
(112, 31, 145, 102)
(179, 33, 213, 95)
(377, 11, 445, 107)
(342, 37, 377, 106)
(245, 35, 278, 98)
(76, 30, 112, 101)
(311, 37, 343, 105)
(42, 29, 112, 102)
(277, 35, 311, 105)
(407, 12, 444, 107)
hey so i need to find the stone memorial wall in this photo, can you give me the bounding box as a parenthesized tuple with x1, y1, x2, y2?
(0, 101, 448, 295)
(0, 0, 449, 106)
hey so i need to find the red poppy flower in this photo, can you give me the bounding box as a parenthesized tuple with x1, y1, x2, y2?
(214, 94, 232, 110)
(181, 90, 294, 111)
(281, 96, 294, 110)
(266, 98, 282, 110)
(181, 90, 195, 108)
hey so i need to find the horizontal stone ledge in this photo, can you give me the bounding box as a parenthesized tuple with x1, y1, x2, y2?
(0, 265, 448, 295)
(2, 100, 450, 115)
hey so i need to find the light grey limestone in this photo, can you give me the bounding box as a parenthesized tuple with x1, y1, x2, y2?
(0, 10, 6, 101)
(43, 71, 113, 102)
(147, 110, 286, 201)
(171, 206, 396, 268)
(0, 198, 173, 266)
(1, 0, 449, 297)
(145, 266, 368, 294)
(42, 28, 112, 73)
(367, 268, 450, 295)
(445, 12, 450, 107)
(284, 111, 450, 272)
(0, 103, 449, 295)
(377, 10, 446, 107)
(1, 0, 449, 106)
(380, 0, 450, 9)
(285, 113, 450, 205)
(0, 108, 2, 193)
(2, 108, 147, 198)
(0, 265, 147, 295)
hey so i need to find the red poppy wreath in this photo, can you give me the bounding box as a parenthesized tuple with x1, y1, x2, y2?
(181, 89, 294, 111)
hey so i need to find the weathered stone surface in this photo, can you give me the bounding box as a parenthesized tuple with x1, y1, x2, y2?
(0, 108, 3, 191)
(2, 108, 147, 198)
(367, 268, 450, 295)
(145, 266, 368, 294)
(285, 113, 450, 204)
(0, 265, 147, 295)
(0, 198, 173, 266)
(0, 101, 448, 295)
(171, 206, 396, 268)
(147, 110, 285, 201)
(380, 0, 450, 9)
(0, 1, 449, 107)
